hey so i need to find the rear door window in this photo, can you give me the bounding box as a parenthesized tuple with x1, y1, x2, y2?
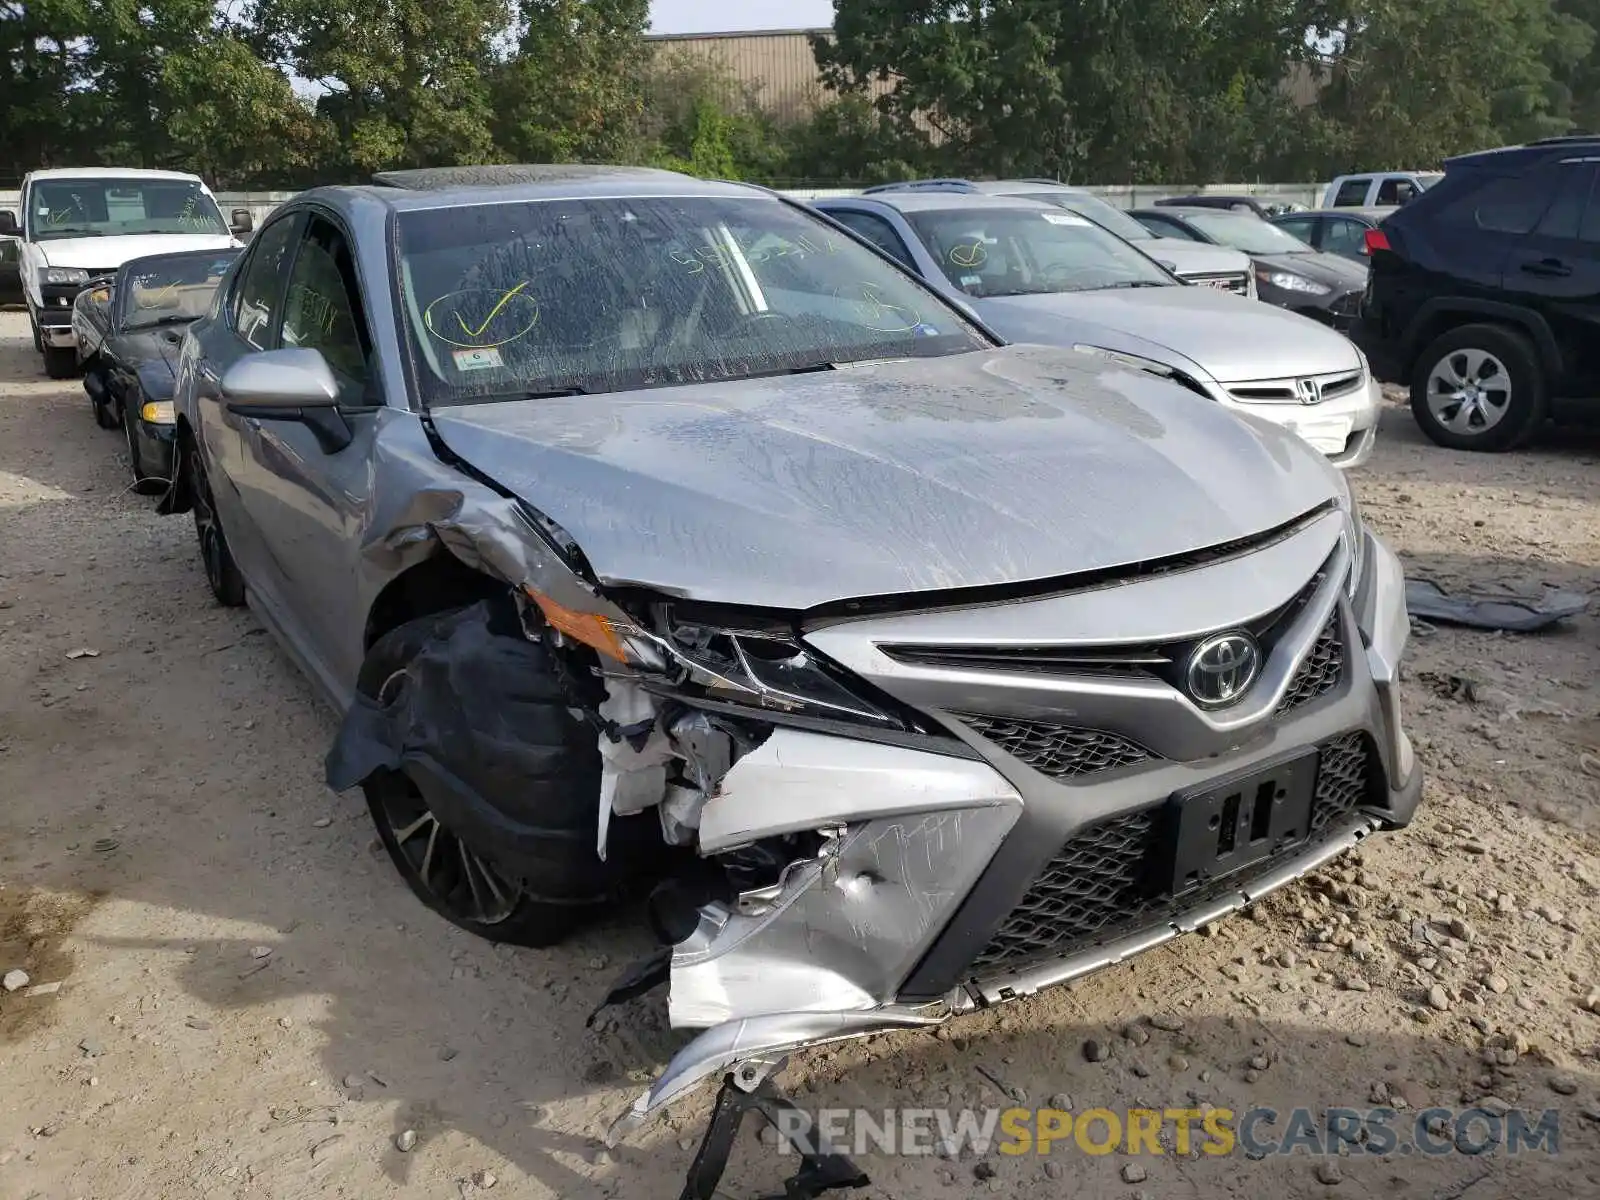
(231, 214, 302, 350)
(1471, 173, 1553, 235)
(1323, 218, 1369, 258)
(1333, 178, 1370, 207)
(828, 210, 918, 271)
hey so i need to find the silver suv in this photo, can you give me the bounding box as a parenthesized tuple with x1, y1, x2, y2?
(161, 167, 1419, 1194)
(816, 191, 1382, 468)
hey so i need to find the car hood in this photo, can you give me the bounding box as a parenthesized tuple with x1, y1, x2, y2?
(38, 233, 239, 269)
(1252, 251, 1366, 289)
(1139, 238, 1253, 275)
(429, 345, 1339, 610)
(970, 286, 1362, 383)
(112, 326, 187, 372)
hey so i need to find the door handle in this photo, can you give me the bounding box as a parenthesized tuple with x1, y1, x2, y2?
(1521, 258, 1572, 278)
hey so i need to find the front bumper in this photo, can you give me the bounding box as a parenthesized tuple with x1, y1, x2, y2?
(1214, 371, 1381, 469)
(616, 518, 1418, 1133)
(133, 419, 177, 480)
(35, 284, 81, 346)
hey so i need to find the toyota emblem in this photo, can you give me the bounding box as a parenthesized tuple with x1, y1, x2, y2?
(1183, 632, 1262, 708)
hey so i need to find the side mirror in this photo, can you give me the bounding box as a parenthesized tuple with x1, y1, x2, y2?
(220, 348, 351, 453)
(0, 210, 17, 235)
(230, 209, 254, 236)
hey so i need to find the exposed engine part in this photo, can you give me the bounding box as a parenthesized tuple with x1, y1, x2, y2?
(594, 679, 676, 860)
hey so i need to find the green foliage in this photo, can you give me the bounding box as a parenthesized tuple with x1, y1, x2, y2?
(4, 0, 1600, 188)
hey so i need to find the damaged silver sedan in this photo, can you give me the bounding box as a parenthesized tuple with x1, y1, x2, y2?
(163, 165, 1420, 1197)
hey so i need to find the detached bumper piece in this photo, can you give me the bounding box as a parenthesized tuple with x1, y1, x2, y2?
(680, 1068, 868, 1200)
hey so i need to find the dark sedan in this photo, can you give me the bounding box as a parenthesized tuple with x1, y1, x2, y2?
(1131, 206, 1368, 329)
(74, 247, 240, 493)
(1153, 194, 1287, 218)
(1270, 207, 1397, 265)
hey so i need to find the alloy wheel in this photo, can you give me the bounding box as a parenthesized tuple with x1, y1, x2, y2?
(368, 673, 520, 926)
(1425, 348, 1512, 435)
(189, 449, 227, 593)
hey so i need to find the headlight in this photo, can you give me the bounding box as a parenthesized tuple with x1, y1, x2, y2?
(43, 267, 90, 286)
(1333, 472, 1367, 596)
(1071, 344, 1176, 379)
(658, 618, 902, 727)
(521, 587, 908, 729)
(1255, 267, 1331, 296)
(140, 400, 175, 424)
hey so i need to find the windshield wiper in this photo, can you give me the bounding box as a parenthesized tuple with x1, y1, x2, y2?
(1101, 280, 1171, 289)
(40, 227, 104, 237)
(502, 386, 590, 399)
(129, 314, 197, 330)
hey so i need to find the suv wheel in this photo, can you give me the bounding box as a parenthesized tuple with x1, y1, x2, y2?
(1410, 324, 1547, 451)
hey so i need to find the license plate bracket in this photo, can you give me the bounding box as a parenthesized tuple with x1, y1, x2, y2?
(1164, 750, 1319, 896)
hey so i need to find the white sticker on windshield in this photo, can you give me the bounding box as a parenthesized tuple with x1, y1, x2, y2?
(1042, 212, 1090, 226)
(452, 347, 503, 372)
(960, 275, 982, 287)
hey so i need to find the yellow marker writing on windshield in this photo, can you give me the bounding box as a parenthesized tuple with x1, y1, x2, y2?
(457, 280, 530, 340)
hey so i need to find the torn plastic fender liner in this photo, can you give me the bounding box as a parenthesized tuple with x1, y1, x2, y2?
(324, 599, 618, 902)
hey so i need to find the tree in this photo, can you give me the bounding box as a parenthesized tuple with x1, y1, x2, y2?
(253, 0, 507, 173)
(1310, 0, 1576, 170)
(490, 0, 650, 163)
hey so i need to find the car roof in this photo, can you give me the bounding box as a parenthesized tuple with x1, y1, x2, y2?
(1134, 206, 1229, 218)
(1446, 136, 1600, 171)
(821, 192, 1059, 214)
(1283, 206, 1395, 220)
(26, 167, 206, 183)
(370, 164, 691, 190)
(861, 178, 1091, 198)
(301, 173, 776, 215)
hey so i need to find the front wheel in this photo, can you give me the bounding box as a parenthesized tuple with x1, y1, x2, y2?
(1409, 324, 1547, 451)
(186, 435, 246, 606)
(357, 609, 636, 946)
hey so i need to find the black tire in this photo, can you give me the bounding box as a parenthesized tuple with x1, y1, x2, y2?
(88, 368, 118, 430)
(1409, 323, 1547, 452)
(357, 610, 627, 946)
(43, 344, 78, 380)
(186, 434, 246, 606)
(125, 406, 164, 495)
(29, 313, 42, 353)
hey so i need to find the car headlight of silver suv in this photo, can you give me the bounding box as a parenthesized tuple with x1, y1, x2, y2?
(1333, 471, 1367, 596)
(1255, 267, 1331, 296)
(42, 266, 90, 286)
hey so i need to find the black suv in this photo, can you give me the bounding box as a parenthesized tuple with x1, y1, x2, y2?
(1360, 135, 1600, 451)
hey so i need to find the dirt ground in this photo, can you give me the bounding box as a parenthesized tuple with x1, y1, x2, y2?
(1, 306, 1598, 1200)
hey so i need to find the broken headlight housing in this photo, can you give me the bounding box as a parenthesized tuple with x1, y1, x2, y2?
(1333, 470, 1367, 597)
(657, 613, 905, 727)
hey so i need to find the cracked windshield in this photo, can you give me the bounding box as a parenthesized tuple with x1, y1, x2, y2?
(395, 195, 986, 404)
(908, 206, 1177, 297)
(29, 179, 229, 239)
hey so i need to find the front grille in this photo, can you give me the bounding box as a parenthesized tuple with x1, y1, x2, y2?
(1275, 612, 1344, 714)
(958, 715, 1153, 779)
(969, 734, 1375, 974)
(1226, 369, 1366, 405)
(1185, 271, 1251, 295)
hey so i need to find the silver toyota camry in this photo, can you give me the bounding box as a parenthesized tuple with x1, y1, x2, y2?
(163, 165, 1419, 1191)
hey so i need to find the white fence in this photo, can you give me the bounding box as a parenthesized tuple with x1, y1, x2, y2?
(0, 181, 1325, 226)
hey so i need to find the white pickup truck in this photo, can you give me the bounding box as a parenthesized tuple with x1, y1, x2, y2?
(0, 168, 251, 378)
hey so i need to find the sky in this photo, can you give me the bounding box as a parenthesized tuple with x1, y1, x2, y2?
(648, 0, 833, 34)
